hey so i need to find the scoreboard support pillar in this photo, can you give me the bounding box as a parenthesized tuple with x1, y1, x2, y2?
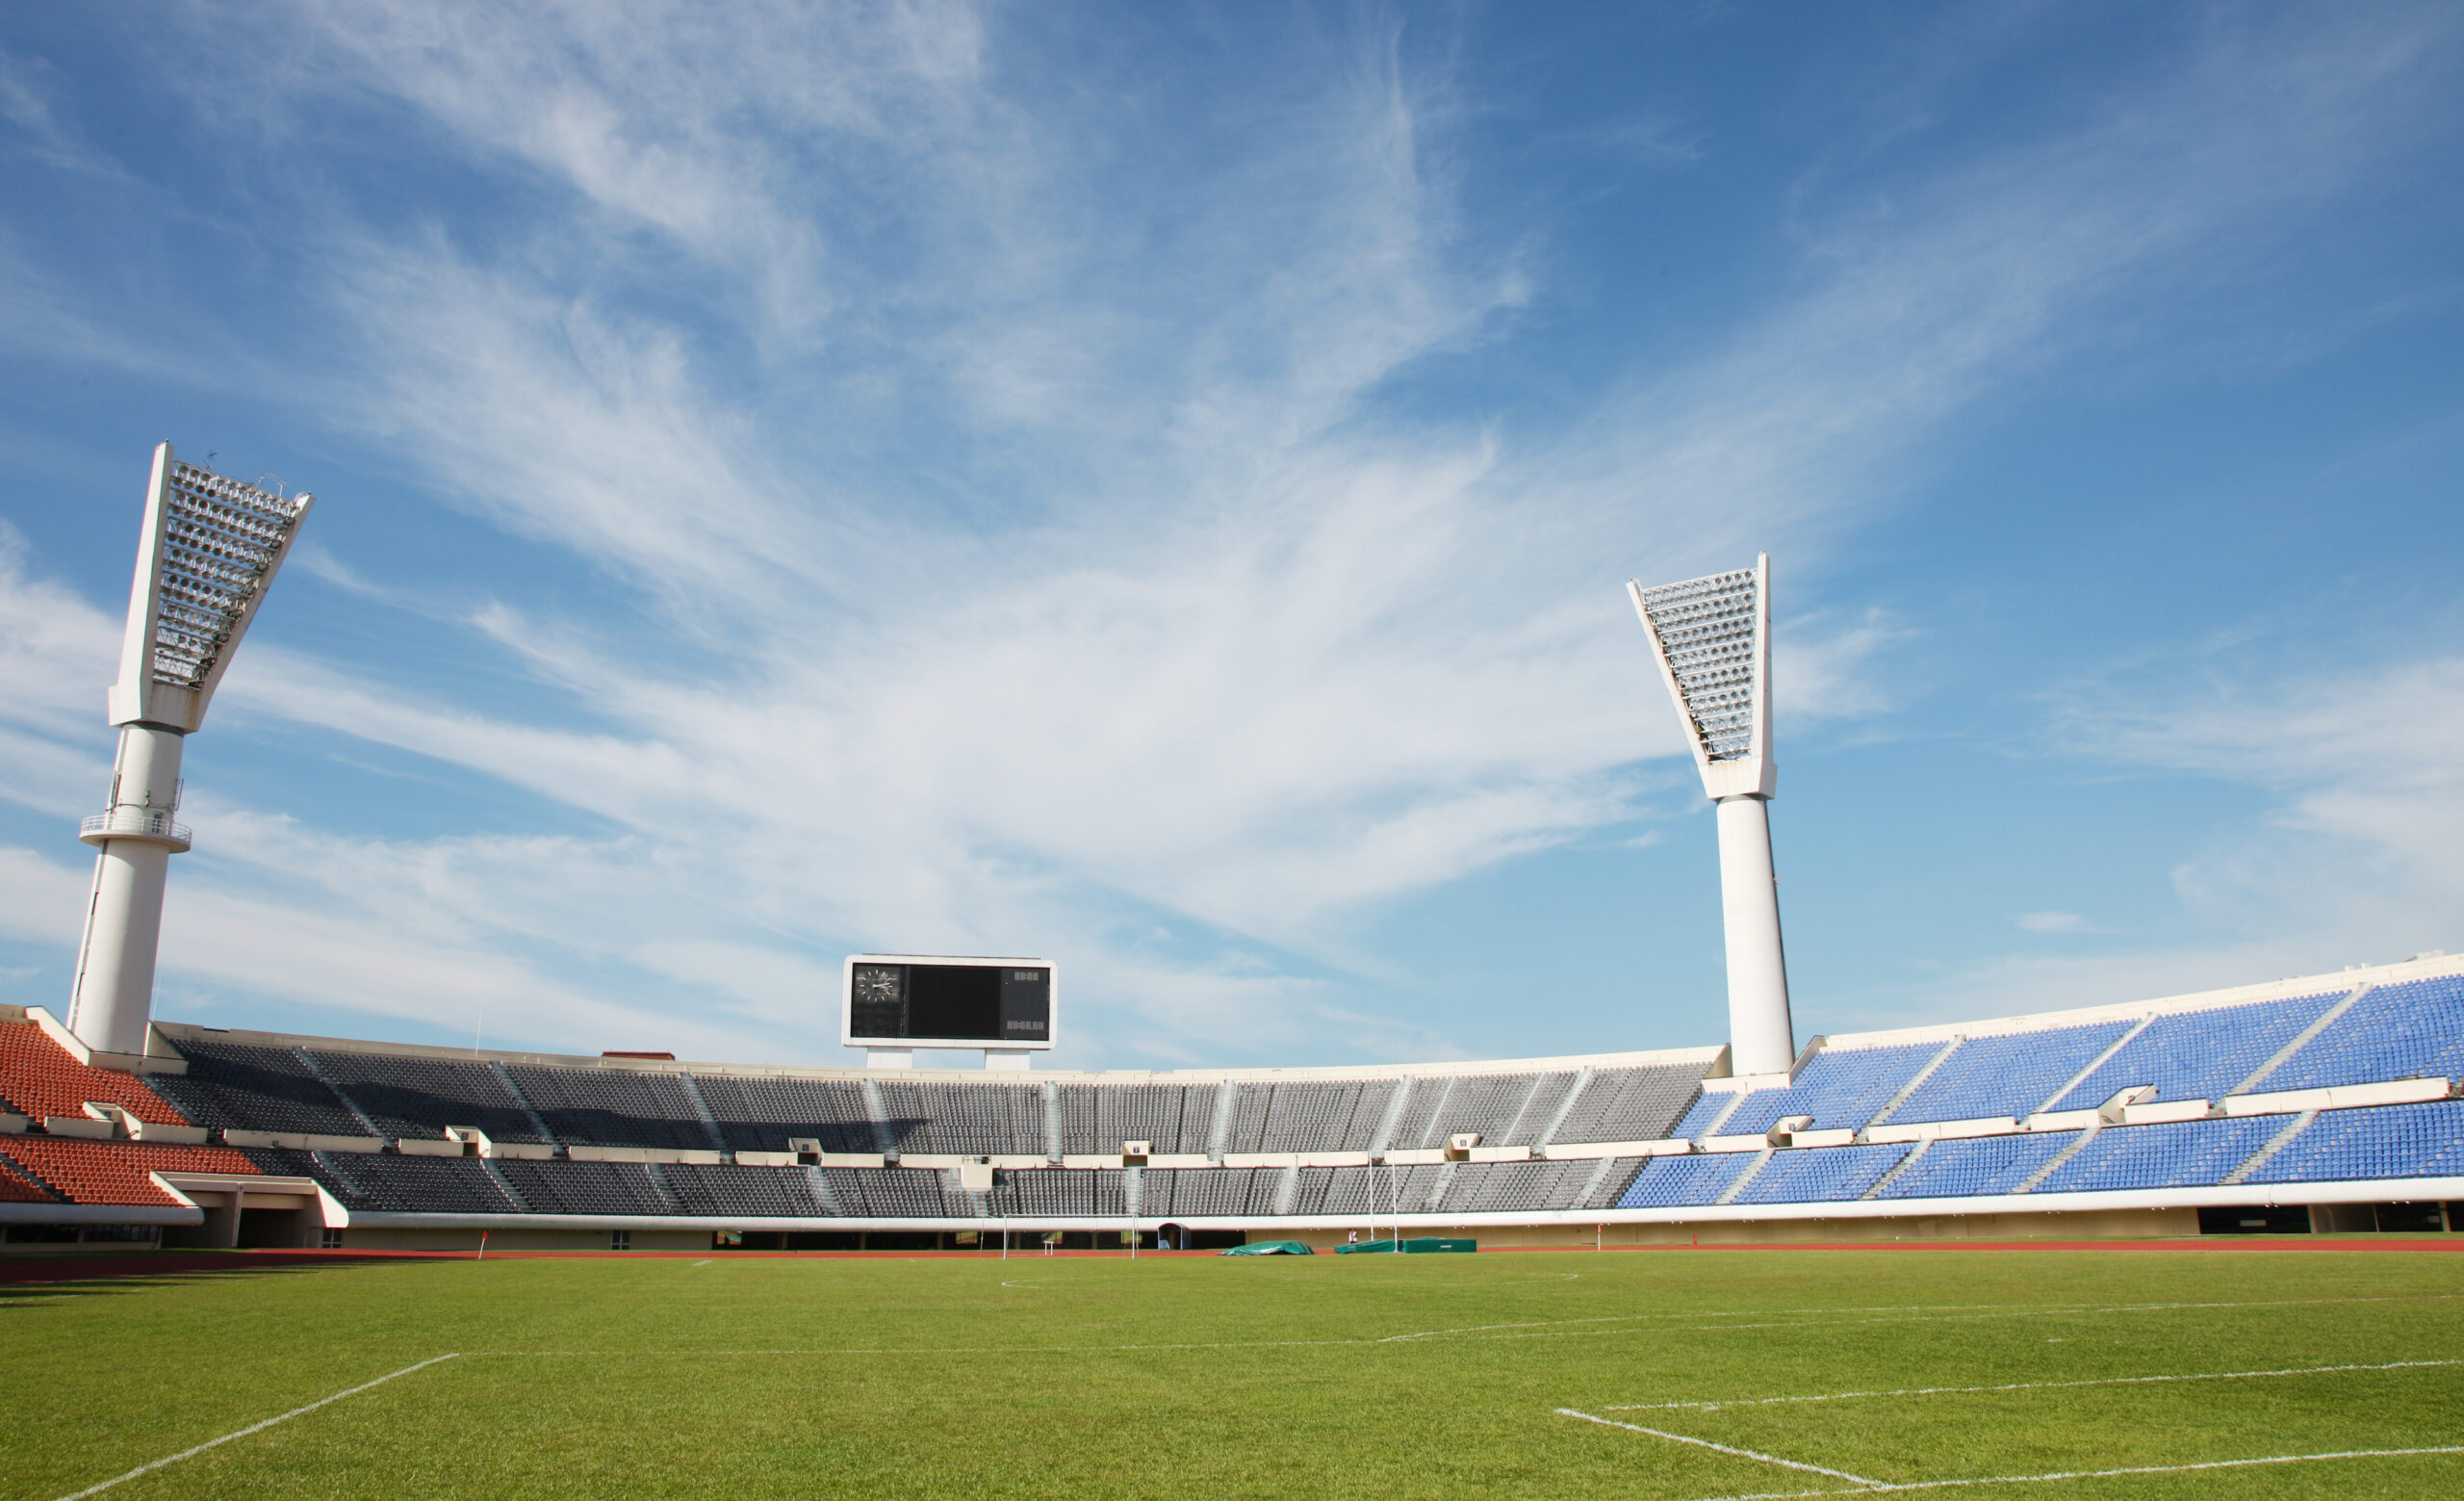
(866, 1048, 915, 1069)
(985, 1049, 1033, 1071)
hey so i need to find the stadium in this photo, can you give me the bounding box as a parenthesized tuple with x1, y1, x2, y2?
(4, 449, 2462, 1500)
(7, 13, 2464, 1498)
(9, 951, 2463, 1255)
(9, 464, 2458, 1259)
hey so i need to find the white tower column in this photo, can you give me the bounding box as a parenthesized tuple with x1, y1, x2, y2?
(66, 726, 192, 1060)
(64, 443, 312, 1064)
(1629, 554, 1797, 1078)
(1712, 793, 1794, 1076)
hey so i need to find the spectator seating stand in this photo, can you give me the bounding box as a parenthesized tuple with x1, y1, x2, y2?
(3, 955, 2459, 1249)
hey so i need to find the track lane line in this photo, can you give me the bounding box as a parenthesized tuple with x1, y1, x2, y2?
(51, 1353, 461, 1501)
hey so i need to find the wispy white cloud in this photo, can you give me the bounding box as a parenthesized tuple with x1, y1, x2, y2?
(2095, 654, 2464, 934)
(0, 846, 88, 947)
(0, 5, 2454, 1064)
(259, 0, 994, 324)
(0, 527, 117, 818)
(2017, 911, 2088, 935)
(155, 873, 762, 1061)
(1838, 649, 2464, 1033)
(0, 46, 122, 177)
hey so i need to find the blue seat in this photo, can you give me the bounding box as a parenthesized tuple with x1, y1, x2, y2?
(2051, 993, 2345, 1110)
(1722, 1044, 1942, 1136)
(1889, 1022, 2134, 1124)
(1733, 1142, 1912, 1204)
(2247, 1100, 2464, 1184)
(2033, 1116, 2281, 1194)
(1878, 1132, 2076, 1200)
(2264, 977, 2464, 1092)
(1615, 1152, 1757, 1208)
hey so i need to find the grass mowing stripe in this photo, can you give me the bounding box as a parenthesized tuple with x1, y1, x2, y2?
(453, 1290, 2464, 1361)
(1381, 1290, 2459, 1341)
(1674, 1444, 2464, 1500)
(49, 1354, 461, 1501)
(1554, 1410, 1886, 1487)
(467, 1339, 1366, 1357)
(1603, 1357, 2464, 1411)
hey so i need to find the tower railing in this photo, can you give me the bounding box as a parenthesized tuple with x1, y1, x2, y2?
(79, 810, 193, 848)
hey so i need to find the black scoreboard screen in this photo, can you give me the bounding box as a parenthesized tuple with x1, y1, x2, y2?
(844, 958, 1052, 1047)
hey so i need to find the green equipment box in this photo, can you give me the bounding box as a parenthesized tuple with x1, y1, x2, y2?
(1334, 1237, 1475, 1255)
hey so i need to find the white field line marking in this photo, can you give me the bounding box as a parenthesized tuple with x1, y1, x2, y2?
(1555, 1409, 1885, 1487)
(691, 1259, 711, 1267)
(1605, 1357, 2464, 1411)
(1673, 1444, 2464, 1501)
(51, 1354, 460, 1501)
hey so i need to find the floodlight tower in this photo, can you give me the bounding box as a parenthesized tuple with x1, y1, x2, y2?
(1627, 553, 1795, 1078)
(64, 444, 313, 1064)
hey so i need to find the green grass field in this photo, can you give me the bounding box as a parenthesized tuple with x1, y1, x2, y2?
(4, 1245, 2461, 1499)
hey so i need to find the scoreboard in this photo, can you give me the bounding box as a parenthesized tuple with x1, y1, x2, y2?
(841, 954, 1055, 1051)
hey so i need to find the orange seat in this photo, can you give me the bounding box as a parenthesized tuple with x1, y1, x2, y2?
(0, 1021, 190, 1126)
(0, 1137, 258, 1206)
(0, 1155, 50, 1203)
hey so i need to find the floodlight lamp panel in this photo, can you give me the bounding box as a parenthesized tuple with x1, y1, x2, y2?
(108, 445, 314, 731)
(1629, 553, 1774, 801)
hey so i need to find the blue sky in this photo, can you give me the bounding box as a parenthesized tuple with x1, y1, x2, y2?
(0, 4, 2457, 1070)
